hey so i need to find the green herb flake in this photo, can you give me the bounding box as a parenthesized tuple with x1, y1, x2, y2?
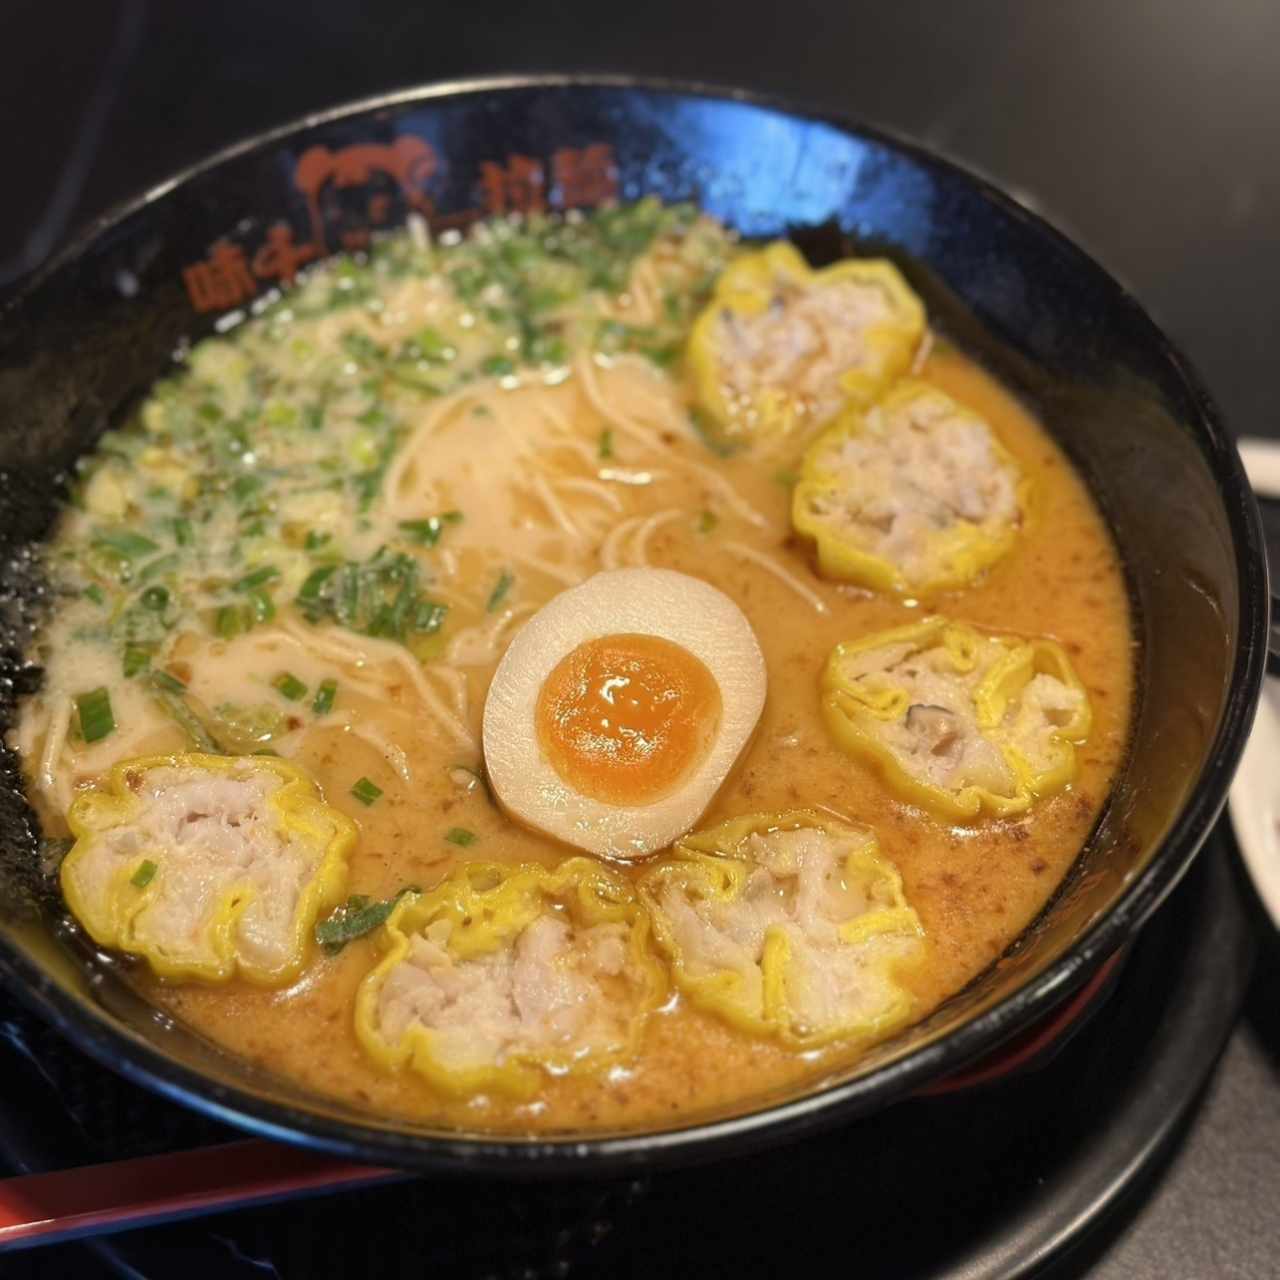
(216, 604, 247, 639)
(172, 517, 194, 547)
(131, 859, 157, 889)
(598, 429, 614, 460)
(445, 826, 478, 847)
(122, 646, 152, 678)
(248, 590, 276, 624)
(480, 354, 516, 378)
(83, 584, 106, 606)
(773, 468, 800, 488)
(234, 565, 280, 592)
(304, 530, 332, 552)
(312, 678, 338, 716)
(351, 776, 383, 806)
(697, 510, 719, 534)
(91, 529, 160, 560)
(314, 886, 419, 955)
(76, 687, 116, 743)
(152, 669, 188, 695)
(140, 585, 169, 612)
(272, 672, 308, 702)
(486, 569, 514, 613)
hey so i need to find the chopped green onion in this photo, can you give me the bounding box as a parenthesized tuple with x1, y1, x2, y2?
(273, 672, 308, 702)
(152, 669, 187, 695)
(122, 646, 152, 678)
(598, 429, 614, 460)
(173, 517, 194, 547)
(131, 860, 157, 889)
(216, 604, 247, 639)
(413, 600, 448, 634)
(76, 687, 115, 743)
(234, 565, 280, 592)
(248, 590, 276, 624)
(398, 518, 443, 547)
(697, 510, 719, 534)
(91, 529, 160, 559)
(312, 678, 337, 715)
(480, 354, 516, 377)
(445, 827, 477, 847)
(304, 530, 331, 551)
(314, 886, 418, 954)
(140, 553, 179, 582)
(83, 584, 105, 606)
(140, 585, 169, 611)
(232, 474, 263, 504)
(772, 468, 800, 488)
(351, 776, 383, 806)
(486, 569, 513, 613)
(298, 564, 337, 604)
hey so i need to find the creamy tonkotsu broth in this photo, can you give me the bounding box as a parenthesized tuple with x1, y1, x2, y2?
(13, 202, 1133, 1132)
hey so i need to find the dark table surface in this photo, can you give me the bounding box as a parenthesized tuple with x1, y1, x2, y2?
(3, 2, 1280, 1276)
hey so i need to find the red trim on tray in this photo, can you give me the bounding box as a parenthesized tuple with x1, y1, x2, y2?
(918, 951, 1124, 1096)
(0, 1140, 401, 1250)
(0, 952, 1124, 1249)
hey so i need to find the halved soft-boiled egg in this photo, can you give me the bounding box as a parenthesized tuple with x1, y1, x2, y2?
(482, 568, 767, 859)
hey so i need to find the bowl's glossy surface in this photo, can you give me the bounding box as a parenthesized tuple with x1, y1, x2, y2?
(0, 77, 1266, 1172)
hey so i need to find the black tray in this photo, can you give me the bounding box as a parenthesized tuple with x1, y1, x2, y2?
(0, 821, 1253, 1279)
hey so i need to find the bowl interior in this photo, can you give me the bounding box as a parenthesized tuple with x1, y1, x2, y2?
(0, 79, 1264, 1170)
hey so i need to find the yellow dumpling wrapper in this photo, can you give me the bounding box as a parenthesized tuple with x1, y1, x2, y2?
(792, 379, 1032, 597)
(822, 618, 1092, 821)
(641, 810, 923, 1049)
(687, 241, 926, 446)
(61, 753, 356, 986)
(355, 858, 666, 1098)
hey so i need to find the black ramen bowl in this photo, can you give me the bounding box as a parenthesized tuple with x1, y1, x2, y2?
(0, 75, 1267, 1174)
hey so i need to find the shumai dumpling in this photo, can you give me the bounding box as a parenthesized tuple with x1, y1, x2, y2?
(641, 810, 923, 1048)
(60, 752, 356, 985)
(792, 379, 1030, 597)
(355, 858, 665, 1097)
(687, 241, 926, 446)
(821, 618, 1092, 820)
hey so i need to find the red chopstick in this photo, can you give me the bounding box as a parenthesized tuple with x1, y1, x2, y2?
(0, 1139, 403, 1250)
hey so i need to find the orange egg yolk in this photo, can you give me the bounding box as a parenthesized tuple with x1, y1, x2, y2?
(535, 633, 722, 806)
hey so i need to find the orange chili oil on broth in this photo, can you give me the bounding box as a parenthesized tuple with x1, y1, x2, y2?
(121, 343, 1132, 1134)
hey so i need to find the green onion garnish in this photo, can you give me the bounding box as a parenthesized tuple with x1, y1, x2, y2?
(486, 569, 513, 613)
(152, 669, 187, 695)
(123, 646, 152, 678)
(351, 777, 383, 806)
(445, 827, 477, 847)
(772, 468, 800, 488)
(698, 510, 719, 534)
(234, 565, 280, 592)
(91, 529, 160, 559)
(248, 590, 276, 624)
(480, 354, 516, 377)
(312, 678, 337, 716)
(173, 517, 194, 547)
(83, 584, 106, 606)
(314, 886, 418, 954)
(273, 672, 308, 702)
(398, 511, 463, 547)
(140, 586, 169, 611)
(76, 687, 116, 743)
(216, 604, 246, 639)
(598, 429, 614, 460)
(304, 530, 331, 551)
(131, 860, 157, 889)
(140, 553, 179, 582)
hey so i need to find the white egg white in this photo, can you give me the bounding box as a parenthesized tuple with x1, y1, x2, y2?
(482, 568, 767, 859)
